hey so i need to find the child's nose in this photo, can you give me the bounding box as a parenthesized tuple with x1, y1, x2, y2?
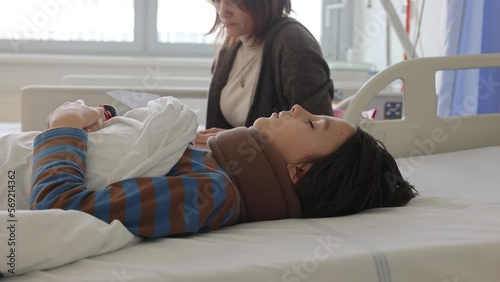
(290, 104, 305, 115)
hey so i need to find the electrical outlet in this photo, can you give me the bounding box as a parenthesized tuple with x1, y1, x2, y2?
(384, 101, 402, 119)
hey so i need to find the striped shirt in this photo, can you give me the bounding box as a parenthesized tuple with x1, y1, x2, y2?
(30, 128, 241, 238)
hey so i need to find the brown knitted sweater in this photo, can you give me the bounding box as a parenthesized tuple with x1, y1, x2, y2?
(208, 127, 302, 223)
(206, 17, 333, 129)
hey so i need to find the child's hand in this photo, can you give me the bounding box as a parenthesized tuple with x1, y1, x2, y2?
(46, 100, 105, 131)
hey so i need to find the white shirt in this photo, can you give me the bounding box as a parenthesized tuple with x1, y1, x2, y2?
(220, 37, 263, 127)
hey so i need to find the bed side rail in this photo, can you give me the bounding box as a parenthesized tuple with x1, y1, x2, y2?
(344, 53, 500, 158)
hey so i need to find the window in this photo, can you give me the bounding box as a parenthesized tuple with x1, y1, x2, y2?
(0, 0, 141, 55)
(291, 0, 322, 42)
(157, 0, 215, 45)
(0, 0, 344, 60)
(321, 0, 354, 61)
(0, 0, 134, 42)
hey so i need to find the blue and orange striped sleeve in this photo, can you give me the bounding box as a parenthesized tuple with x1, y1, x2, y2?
(30, 127, 240, 238)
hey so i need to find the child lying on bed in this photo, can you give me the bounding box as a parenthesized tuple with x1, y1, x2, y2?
(30, 100, 418, 238)
(0, 97, 198, 211)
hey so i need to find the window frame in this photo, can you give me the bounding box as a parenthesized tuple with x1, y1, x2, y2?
(0, 0, 146, 56)
(321, 0, 354, 61)
(0, 0, 218, 57)
(0, 0, 344, 60)
(145, 0, 216, 58)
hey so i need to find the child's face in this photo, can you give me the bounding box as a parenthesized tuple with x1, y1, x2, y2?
(253, 105, 355, 166)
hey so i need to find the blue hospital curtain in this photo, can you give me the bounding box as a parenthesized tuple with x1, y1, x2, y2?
(437, 0, 500, 117)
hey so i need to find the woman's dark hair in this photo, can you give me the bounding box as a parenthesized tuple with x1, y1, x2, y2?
(207, 0, 292, 46)
(295, 127, 418, 218)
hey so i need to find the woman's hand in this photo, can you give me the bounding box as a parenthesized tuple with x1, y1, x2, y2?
(46, 100, 106, 132)
(194, 127, 226, 149)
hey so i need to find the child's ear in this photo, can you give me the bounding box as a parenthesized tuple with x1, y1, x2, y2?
(287, 163, 312, 184)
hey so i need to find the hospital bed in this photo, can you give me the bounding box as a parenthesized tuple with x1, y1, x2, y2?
(2, 53, 500, 281)
(20, 85, 209, 131)
(62, 74, 211, 88)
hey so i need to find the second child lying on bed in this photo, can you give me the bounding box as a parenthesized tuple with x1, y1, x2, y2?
(30, 100, 418, 238)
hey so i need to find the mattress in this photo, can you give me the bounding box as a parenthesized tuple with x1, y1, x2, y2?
(8, 146, 500, 282)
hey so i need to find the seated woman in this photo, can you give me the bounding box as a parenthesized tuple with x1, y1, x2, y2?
(30, 100, 417, 238)
(196, 0, 334, 148)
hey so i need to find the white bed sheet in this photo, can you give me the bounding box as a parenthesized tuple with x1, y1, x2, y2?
(7, 146, 500, 282)
(0, 123, 20, 137)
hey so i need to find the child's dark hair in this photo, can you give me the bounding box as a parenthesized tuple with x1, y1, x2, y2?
(295, 127, 418, 218)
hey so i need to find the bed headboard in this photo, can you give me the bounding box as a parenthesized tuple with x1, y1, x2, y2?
(344, 53, 500, 158)
(21, 85, 208, 132)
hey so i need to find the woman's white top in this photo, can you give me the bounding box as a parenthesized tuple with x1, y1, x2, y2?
(220, 36, 263, 127)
